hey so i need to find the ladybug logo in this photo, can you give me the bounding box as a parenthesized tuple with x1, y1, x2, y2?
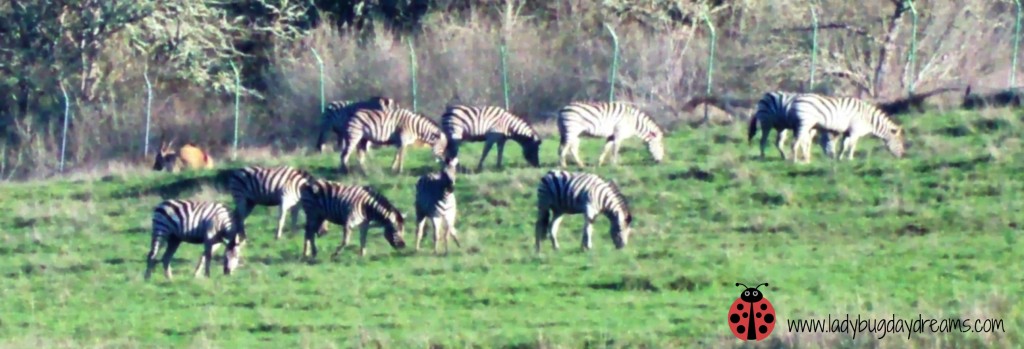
(728, 282, 776, 341)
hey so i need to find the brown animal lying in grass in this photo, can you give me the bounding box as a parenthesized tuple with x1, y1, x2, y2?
(153, 139, 215, 172)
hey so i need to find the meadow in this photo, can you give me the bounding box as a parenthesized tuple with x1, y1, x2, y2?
(0, 109, 1021, 348)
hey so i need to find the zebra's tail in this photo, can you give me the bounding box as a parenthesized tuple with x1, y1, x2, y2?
(747, 114, 759, 145)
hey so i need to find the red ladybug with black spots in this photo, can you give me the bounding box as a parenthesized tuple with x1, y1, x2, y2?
(728, 282, 775, 341)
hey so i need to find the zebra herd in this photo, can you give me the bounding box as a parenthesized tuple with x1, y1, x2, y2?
(146, 91, 908, 280)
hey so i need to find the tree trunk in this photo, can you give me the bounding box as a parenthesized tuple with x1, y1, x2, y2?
(872, 1, 907, 98)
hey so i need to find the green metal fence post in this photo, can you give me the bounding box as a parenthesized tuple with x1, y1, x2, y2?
(143, 62, 153, 157)
(1013, 0, 1022, 87)
(230, 61, 241, 160)
(905, 0, 918, 96)
(701, 10, 717, 125)
(408, 38, 419, 113)
(59, 78, 70, 173)
(310, 47, 326, 113)
(500, 43, 510, 110)
(603, 23, 620, 104)
(810, 3, 819, 91)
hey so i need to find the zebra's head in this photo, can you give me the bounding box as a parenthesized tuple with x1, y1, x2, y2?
(364, 186, 407, 249)
(522, 138, 542, 167)
(611, 212, 633, 249)
(646, 130, 665, 164)
(383, 212, 406, 249)
(886, 127, 906, 159)
(223, 225, 244, 275)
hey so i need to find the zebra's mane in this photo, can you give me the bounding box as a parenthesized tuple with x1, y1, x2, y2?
(360, 186, 404, 226)
(603, 178, 632, 219)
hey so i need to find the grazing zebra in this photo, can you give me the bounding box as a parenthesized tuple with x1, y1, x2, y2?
(226, 165, 315, 241)
(339, 107, 447, 173)
(748, 91, 835, 160)
(299, 179, 406, 257)
(441, 104, 542, 171)
(534, 170, 633, 252)
(145, 199, 242, 280)
(557, 101, 665, 167)
(315, 97, 398, 153)
(414, 158, 461, 255)
(788, 94, 906, 164)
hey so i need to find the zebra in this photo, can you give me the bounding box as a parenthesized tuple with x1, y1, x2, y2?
(748, 91, 835, 160)
(225, 165, 315, 242)
(534, 170, 633, 252)
(339, 107, 447, 173)
(440, 104, 542, 171)
(145, 199, 243, 280)
(315, 96, 398, 153)
(788, 94, 906, 164)
(557, 101, 665, 167)
(414, 158, 461, 255)
(299, 179, 406, 258)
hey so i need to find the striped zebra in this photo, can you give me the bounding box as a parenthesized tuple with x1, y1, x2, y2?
(299, 179, 406, 257)
(557, 102, 665, 167)
(315, 97, 398, 153)
(788, 94, 906, 164)
(226, 165, 315, 241)
(748, 91, 833, 160)
(440, 104, 542, 171)
(145, 199, 243, 280)
(339, 107, 447, 173)
(414, 158, 461, 255)
(534, 170, 633, 252)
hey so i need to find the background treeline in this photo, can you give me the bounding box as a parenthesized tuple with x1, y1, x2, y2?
(0, 0, 1015, 180)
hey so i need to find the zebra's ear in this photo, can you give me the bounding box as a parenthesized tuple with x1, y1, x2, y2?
(892, 127, 902, 136)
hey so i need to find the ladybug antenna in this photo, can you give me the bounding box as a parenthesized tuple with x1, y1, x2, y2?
(755, 283, 769, 290)
(735, 283, 749, 288)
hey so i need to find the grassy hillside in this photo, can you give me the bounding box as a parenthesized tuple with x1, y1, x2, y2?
(0, 110, 1021, 348)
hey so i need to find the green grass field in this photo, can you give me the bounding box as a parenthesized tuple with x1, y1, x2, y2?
(1, 110, 1021, 348)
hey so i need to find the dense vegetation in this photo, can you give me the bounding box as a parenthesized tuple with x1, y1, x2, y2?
(1, 109, 1020, 347)
(0, 0, 1015, 179)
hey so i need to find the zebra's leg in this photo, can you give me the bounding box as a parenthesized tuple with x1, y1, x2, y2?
(478, 139, 496, 172)
(392, 145, 408, 173)
(161, 236, 182, 280)
(415, 207, 427, 251)
(611, 140, 623, 166)
(548, 213, 565, 251)
(431, 216, 443, 255)
(581, 215, 595, 251)
(818, 131, 834, 159)
(358, 223, 370, 257)
(597, 140, 614, 166)
(558, 141, 568, 168)
(194, 240, 216, 278)
(843, 136, 860, 160)
(288, 204, 300, 235)
(234, 198, 254, 243)
(570, 140, 585, 167)
(535, 208, 550, 253)
(446, 216, 461, 250)
(303, 215, 325, 258)
(774, 129, 787, 160)
(333, 224, 353, 258)
(495, 138, 507, 169)
(144, 235, 161, 281)
(339, 137, 358, 173)
(275, 204, 289, 240)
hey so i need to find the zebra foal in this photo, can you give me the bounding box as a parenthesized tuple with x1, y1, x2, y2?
(441, 105, 542, 171)
(339, 107, 447, 174)
(225, 165, 314, 241)
(557, 102, 665, 167)
(414, 158, 461, 255)
(145, 199, 243, 280)
(534, 170, 634, 252)
(299, 179, 406, 258)
(788, 94, 906, 164)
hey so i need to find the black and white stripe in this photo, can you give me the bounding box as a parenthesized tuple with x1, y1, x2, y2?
(226, 165, 315, 241)
(414, 158, 461, 254)
(534, 170, 633, 252)
(441, 105, 542, 171)
(788, 94, 907, 163)
(557, 102, 665, 167)
(340, 107, 447, 173)
(748, 91, 834, 160)
(299, 179, 406, 257)
(315, 96, 398, 153)
(145, 199, 241, 280)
